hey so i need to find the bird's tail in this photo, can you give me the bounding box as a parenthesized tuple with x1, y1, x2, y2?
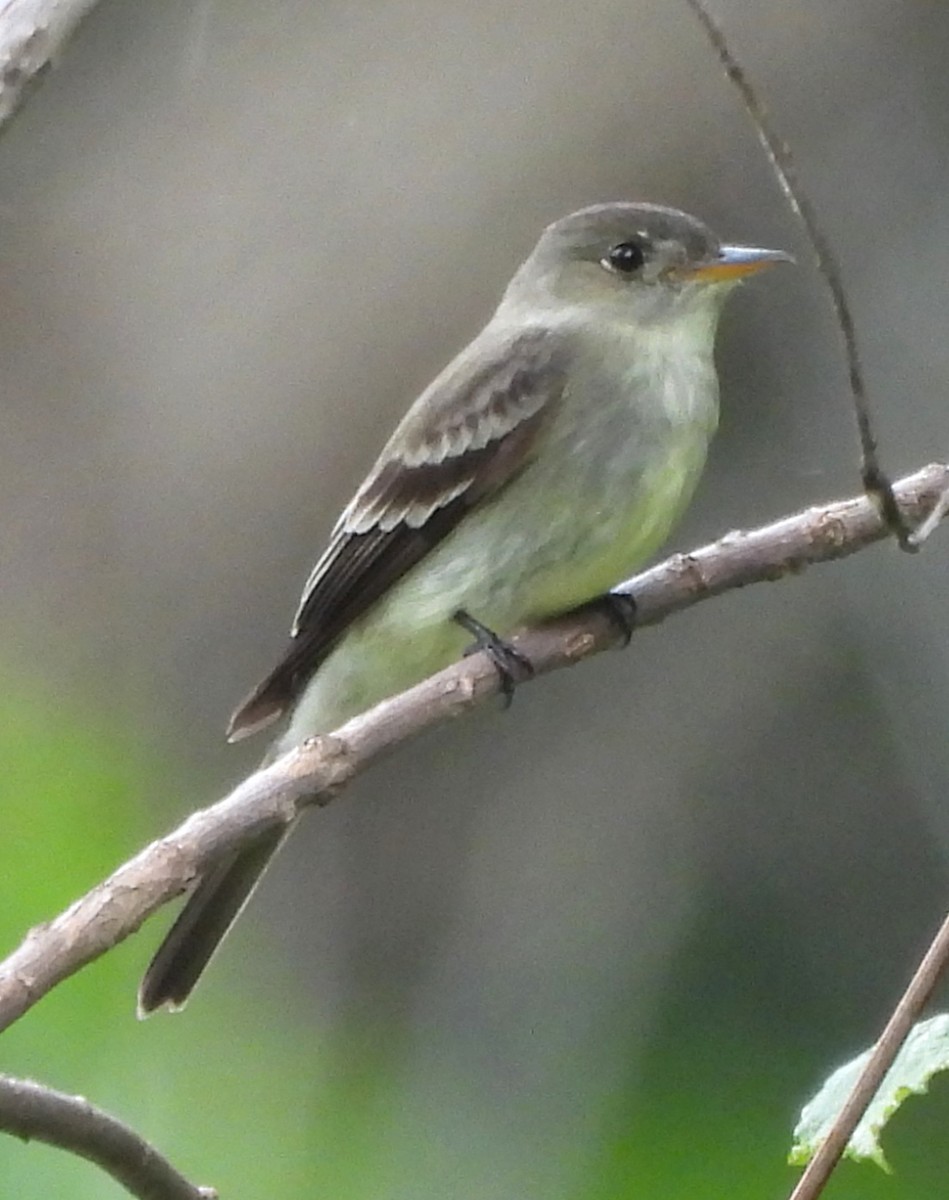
(137, 822, 292, 1016)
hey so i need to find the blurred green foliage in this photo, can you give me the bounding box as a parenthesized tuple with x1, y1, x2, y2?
(0, 683, 317, 1198)
(2, 682, 949, 1199)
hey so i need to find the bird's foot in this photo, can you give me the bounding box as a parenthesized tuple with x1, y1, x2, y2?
(453, 609, 534, 707)
(592, 592, 637, 646)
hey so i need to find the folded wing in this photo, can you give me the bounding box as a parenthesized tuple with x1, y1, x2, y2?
(227, 327, 568, 740)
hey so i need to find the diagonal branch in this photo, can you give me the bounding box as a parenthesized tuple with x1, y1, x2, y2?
(0, 1073, 216, 1200)
(0, 462, 946, 1033)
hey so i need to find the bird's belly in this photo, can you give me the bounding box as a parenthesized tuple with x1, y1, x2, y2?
(485, 430, 709, 619)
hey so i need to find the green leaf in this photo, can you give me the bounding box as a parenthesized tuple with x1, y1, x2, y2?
(790, 1013, 949, 1172)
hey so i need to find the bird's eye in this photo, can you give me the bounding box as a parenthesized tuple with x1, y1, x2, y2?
(604, 239, 647, 275)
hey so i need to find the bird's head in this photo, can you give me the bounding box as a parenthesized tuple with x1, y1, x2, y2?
(502, 201, 791, 328)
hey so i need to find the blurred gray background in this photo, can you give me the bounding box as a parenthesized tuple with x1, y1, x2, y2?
(2, 1, 948, 1195)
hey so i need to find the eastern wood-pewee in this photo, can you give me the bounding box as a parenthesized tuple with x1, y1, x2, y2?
(139, 202, 788, 1014)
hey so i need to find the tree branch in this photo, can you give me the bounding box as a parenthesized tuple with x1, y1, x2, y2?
(0, 1073, 216, 1200)
(0, 0, 106, 131)
(0, 462, 945, 1032)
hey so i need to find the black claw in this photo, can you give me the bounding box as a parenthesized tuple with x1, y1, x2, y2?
(597, 592, 638, 646)
(453, 609, 534, 707)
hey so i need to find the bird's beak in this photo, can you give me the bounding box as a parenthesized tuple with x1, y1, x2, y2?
(684, 244, 793, 283)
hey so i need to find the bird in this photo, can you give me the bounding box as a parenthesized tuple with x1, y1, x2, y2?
(138, 201, 789, 1014)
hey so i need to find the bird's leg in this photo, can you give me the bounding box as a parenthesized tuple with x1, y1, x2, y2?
(584, 592, 637, 646)
(452, 609, 534, 707)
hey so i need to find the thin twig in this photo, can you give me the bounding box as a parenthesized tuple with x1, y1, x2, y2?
(0, 463, 945, 1033)
(789, 909, 949, 1200)
(684, 0, 918, 550)
(0, 1074, 216, 1200)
